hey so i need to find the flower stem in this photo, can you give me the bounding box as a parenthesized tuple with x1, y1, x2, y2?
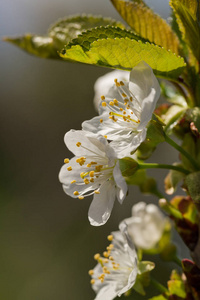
(173, 255, 182, 268)
(150, 277, 168, 294)
(165, 134, 200, 171)
(138, 163, 190, 175)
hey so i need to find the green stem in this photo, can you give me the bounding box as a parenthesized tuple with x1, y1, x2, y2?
(151, 277, 168, 294)
(173, 255, 182, 268)
(138, 162, 190, 175)
(165, 134, 200, 171)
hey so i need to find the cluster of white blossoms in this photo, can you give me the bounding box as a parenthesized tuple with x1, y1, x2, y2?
(58, 61, 170, 299)
(89, 204, 167, 299)
(59, 61, 161, 226)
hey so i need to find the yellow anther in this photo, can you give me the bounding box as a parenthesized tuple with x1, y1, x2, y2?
(127, 105, 130, 109)
(130, 96, 133, 102)
(103, 259, 109, 264)
(78, 196, 84, 200)
(90, 161, 97, 165)
(101, 95, 105, 100)
(67, 166, 72, 171)
(71, 180, 76, 184)
(120, 108, 123, 111)
(123, 116, 127, 121)
(90, 178, 94, 182)
(113, 99, 118, 105)
(120, 81, 124, 86)
(76, 157, 86, 166)
(104, 135, 107, 139)
(84, 178, 90, 184)
(94, 190, 100, 194)
(90, 279, 95, 285)
(76, 142, 81, 147)
(107, 235, 113, 241)
(89, 171, 95, 177)
(64, 158, 69, 164)
(80, 172, 85, 178)
(100, 119, 103, 123)
(114, 78, 120, 87)
(95, 165, 103, 172)
(94, 253, 100, 260)
(109, 115, 117, 122)
(131, 111, 133, 114)
(109, 101, 114, 106)
(107, 244, 114, 250)
(73, 191, 79, 196)
(88, 270, 94, 276)
(103, 251, 109, 258)
(87, 163, 91, 168)
(109, 256, 114, 261)
(122, 93, 127, 97)
(123, 111, 126, 115)
(103, 266, 110, 274)
(102, 102, 107, 107)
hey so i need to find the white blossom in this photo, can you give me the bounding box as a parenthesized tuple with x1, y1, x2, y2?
(121, 202, 167, 250)
(59, 130, 127, 226)
(89, 223, 137, 300)
(93, 70, 129, 111)
(82, 61, 160, 158)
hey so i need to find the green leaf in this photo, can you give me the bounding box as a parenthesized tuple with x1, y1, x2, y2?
(119, 157, 139, 177)
(168, 279, 186, 298)
(137, 261, 155, 274)
(181, 133, 197, 171)
(65, 26, 148, 51)
(4, 35, 58, 59)
(5, 15, 124, 59)
(170, 0, 200, 61)
(174, 0, 200, 20)
(137, 120, 165, 160)
(149, 295, 166, 300)
(60, 36, 186, 79)
(111, 0, 181, 54)
(48, 15, 125, 50)
(185, 171, 200, 204)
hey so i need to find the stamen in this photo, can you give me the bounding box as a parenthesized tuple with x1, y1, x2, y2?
(103, 251, 109, 258)
(89, 171, 95, 177)
(90, 279, 95, 285)
(102, 102, 107, 107)
(71, 180, 76, 184)
(78, 196, 84, 200)
(107, 235, 113, 241)
(84, 178, 90, 184)
(64, 158, 69, 164)
(101, 95, 105, 100)
(94, 253, 100, 260)
(76, 142, 81, 147)
(113, 99, 118, 105)
(94, 190, 100, 194)
(109, 101, 114, 106)
(120, 81, 124, 86)
(88, 270, 94, 276)
(67, 166, 72, 171)
(104, 135, 107, 139)
(73, 191, 79, 195)
(122, 93, 127, 98)
(100, 119, 103, 123)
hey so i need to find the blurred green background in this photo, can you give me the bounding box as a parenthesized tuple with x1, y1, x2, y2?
(1, 1, 189, 299)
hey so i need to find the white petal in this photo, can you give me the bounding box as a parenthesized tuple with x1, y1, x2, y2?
(64, 129, 107, 157)
(110, 129, 147, 158)
(113, 161, 127, 204)
(94, 283, 118, 300)
(129, 61, 160, 130)
(93, 70, 129, 111)
(88, 180, 116, 226)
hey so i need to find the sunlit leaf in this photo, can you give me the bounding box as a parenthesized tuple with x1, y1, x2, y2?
(170, 0, 200, 60)
(111, 0, 180, 54)
(5, 15, 124, 59)
(164, 163, 186, 194)
(60, 36, 186, 80)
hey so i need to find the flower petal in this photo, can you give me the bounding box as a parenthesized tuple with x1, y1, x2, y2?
(129, 61, 160, 130)
(88, 180, 116, 226)
(64, 129, 107, 157)
(113, 161, 127, 204)
(110, 129, 147, 158)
